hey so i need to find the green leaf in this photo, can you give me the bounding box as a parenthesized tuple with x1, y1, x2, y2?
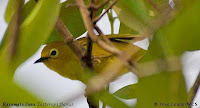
(60, 0, 86, 38)
(5, 0, 25, 23)
(119, 21, 137, 34)
(46, 0, 106, 42)
(91, 90, 130, 108)
(141, 0, 200, 63)
(46, 0, 91, 43)
(0, 76, 50, 108)
(143, 0, 169, 16)
(0, 76, 38, 103)
(1, 0, 37, 50)
(136, 71, 187, 108)
(113, 84, 137, 99)
(0, 0, 37, 75)
(17, 0, 60, 64)
(46, 30, 63, 43)
(139, 34, 167, 62)
(0, 0, 61, 75)
(20, 0, 37, 23)
(155, 0, 200, 55)
(113, 0, 151, 34)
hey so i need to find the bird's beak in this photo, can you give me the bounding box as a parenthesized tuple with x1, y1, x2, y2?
(34, 57, 49, 64)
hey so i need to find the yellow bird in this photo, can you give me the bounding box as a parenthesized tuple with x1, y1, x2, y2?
(34, 34, 146, 81)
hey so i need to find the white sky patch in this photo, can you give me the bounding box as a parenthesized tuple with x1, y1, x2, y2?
(182, 51, 200, 106)
(77, 9, 120, 39)
(182, 51, 200, 91)
(109, 72, 138, 106)
(169, 0, 175, 9)
(113, 18, 120, 34)
(109, 72, 138, 94)
(0, 0, 8, 41)
(133, 38, 149, 50)
(25, 0, 29, 4)
(96, 10, 111, 35)
(96, 9, 120, 35)
(118, 98, 137, 107)
(77, 31, 87, 39)
(60, 0, 67, 3)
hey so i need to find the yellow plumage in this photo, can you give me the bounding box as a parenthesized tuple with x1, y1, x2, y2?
(35, 35, 146, 80)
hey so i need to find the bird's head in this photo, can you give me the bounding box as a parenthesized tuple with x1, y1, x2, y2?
(34, 41, 66, 64)
(34, 41, 74, 72)
(34, 41, 83, 80)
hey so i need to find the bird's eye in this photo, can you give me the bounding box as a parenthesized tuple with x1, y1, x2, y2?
(51, 51, 57, 55)
(50, 48, 59, 58)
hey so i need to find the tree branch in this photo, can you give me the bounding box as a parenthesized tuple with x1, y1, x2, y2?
(86, 0, 98, 107)
(107, 9, 114, 34)
(83, 35, 94, 69)
(35, 0, 87, 67)
(188, 71, 200, 103)
(93, 0, 117, 24)
(75, 0, 139, 70)
(55, 18, 86, 59)
(76, 0, 121, 56)
(147, 0, 162, 13)
(76, 0, 140, 79)
(94, 25, 113, 46)
(83, 0, 97, 70)
(88, 0, 110, 10)
(85, 44, 140, 95)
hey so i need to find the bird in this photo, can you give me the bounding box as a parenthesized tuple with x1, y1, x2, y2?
(34, 34, 146, 81)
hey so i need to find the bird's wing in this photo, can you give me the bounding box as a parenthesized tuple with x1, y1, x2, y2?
(77, 34, 146, 58)
(77, 34, 146, 73)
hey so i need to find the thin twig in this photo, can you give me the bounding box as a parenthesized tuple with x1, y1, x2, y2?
(188, 71, 200, 103)
(88, 0, 110, 10)
(76, 0, 138, 71)
(85, 0, 96, 70)
(76, 0, 121, 56)
(147, 0, 162, 13)
(86, 0, 97, 108)
(83, 36, 94, 69)
(94, 25, 113, 46)
(86, 44, 141, 95)
(107, 9, 114, 34)
(66, 3, 79, 8)
(76, 0, 139, 75)
(55, 18, 86, 59)
(84, 0, 96, 70)
(93, 0, 117, 24)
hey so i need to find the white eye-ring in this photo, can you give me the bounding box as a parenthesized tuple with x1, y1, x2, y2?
(50, 48, 59, 58)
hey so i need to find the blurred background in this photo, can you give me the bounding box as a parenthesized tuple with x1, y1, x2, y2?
(0, 0, 200, 108)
